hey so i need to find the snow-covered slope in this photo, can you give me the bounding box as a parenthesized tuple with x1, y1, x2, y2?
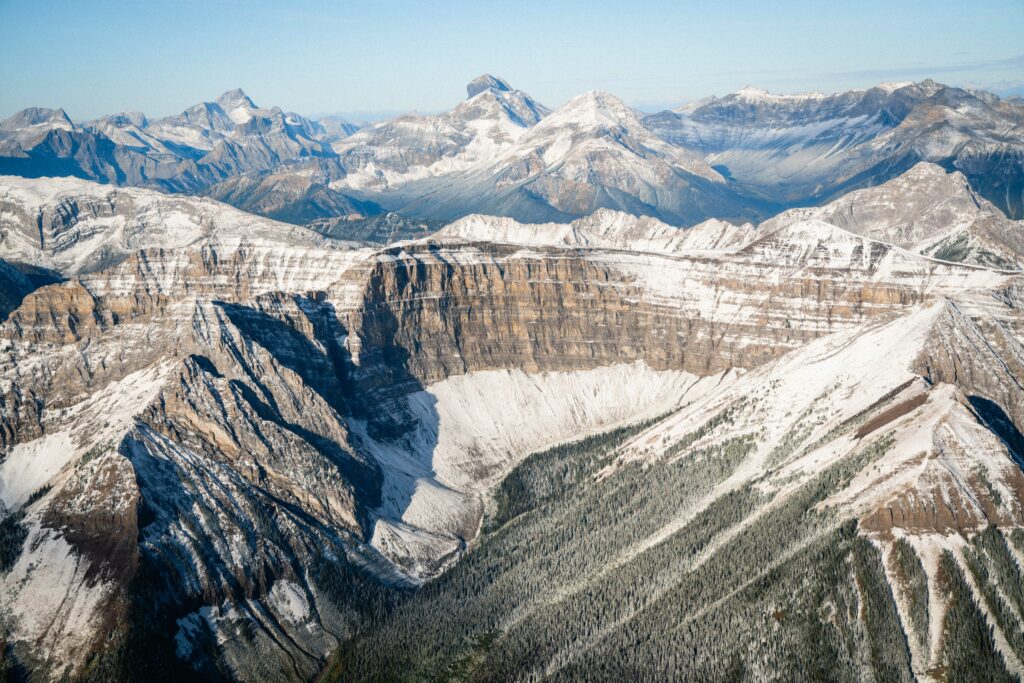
(337, 89, 767, 226)
(761, 162, 1024, 269)
(332, 74, 548, 192)
(595, 293, 1024, 679)
(362, 362, 708, 579)
(436, 208, 754, 254)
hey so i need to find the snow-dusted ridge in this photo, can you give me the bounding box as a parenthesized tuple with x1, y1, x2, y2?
(760, 162, 1024, 270)
(0, 174, 365, 275)
(432, 208, 755, 255)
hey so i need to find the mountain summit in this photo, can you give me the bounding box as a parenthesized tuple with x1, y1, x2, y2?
(466, 74, 513, 98)
(214, 88, 258, 124)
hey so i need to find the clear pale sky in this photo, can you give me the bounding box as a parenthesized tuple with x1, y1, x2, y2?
(1, 0, 1022, 120)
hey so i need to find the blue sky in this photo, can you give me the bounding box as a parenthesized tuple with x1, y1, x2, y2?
(1, 0, 1022, 120)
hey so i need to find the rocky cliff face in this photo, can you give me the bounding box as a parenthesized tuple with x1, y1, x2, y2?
(322, 283, 1024, 683)
(0, 175, 1022, 681)
(334, 233, 971, 390)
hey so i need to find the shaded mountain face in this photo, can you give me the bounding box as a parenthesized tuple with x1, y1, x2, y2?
(645, 80, 1024, 219)
(203, 167, 381, 225)
(315, 115, 362, 144)
(1, 174, 1023, 681)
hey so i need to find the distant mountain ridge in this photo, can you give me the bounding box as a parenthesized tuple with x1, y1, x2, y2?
(645, 79, 1024, 219)
(0, 88, 355, 196)
(0, 77, 1021, 234)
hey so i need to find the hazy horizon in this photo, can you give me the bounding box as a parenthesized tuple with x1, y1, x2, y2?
(2, 0, 1023, 121)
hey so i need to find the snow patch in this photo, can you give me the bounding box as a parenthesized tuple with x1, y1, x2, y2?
(266, 580, 311, 624)
(360, 361, 704, 580)
(0, 432, 75, 510)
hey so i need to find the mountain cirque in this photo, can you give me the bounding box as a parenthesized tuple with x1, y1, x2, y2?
(0, 77, 1022, 683)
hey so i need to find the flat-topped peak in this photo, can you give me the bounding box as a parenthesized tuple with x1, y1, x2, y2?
(730, 85, 826, 102)
(560, 90, 634, 115)
(1, 107, 73, 129)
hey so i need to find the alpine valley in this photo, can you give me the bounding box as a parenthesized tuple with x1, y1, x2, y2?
(0, 75, 1023, 683)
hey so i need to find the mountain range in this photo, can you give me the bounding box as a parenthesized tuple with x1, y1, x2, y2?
(0, 75, 1023, 682)
(3, 76, 1022, 232)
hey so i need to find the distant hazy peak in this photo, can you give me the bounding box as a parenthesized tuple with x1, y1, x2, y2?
(734, 85, 769, 99)
(730, 85, 826, 102)
(213, 88, 258, 124)
(467, 74, 513, 98)
(875, 81, 914, 93)
(216, 88, 255, 108)
(673, 80, 950, 112)
(0, 106, 73, 129)
(96, 111, 148, 128)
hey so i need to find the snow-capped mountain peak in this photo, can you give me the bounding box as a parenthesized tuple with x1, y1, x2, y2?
(215, 88, 258, 124)
(734, 85, 770, 99)
(453, 78, 548, 127)
(0, 107, 76, 146)
(101, 111, 148, 128)
(466, 74, 513, 98)
(537, 90, 642, 132)
(875, 80, 914, 93)
(0, 107, 75, 145)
